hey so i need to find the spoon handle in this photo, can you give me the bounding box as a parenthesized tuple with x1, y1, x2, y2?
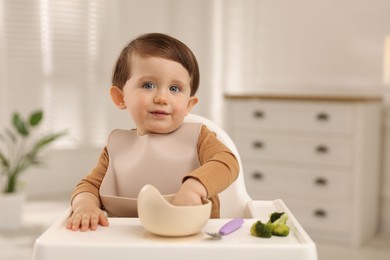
(219, 218, 244, 235)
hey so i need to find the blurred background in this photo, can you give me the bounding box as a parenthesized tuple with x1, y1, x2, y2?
(0, 0, 390, 259)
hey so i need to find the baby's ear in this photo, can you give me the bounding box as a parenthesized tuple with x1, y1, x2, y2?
(110, 86, 126, 109)
(185, 96, 198, 115)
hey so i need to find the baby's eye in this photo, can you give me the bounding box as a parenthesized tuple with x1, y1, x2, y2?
(142, 82, 155, 89)
(169, 85, 181, 93)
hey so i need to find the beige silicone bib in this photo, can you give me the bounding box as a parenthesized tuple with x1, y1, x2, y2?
(100, 123, 201, 217)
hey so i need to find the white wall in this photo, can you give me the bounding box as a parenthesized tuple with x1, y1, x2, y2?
(220, 0, 390, 90)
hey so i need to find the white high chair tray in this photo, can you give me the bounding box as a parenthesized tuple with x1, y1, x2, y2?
(33, 200, 317, 260)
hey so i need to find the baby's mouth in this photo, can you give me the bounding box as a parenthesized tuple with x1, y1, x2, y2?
(150, 110, 169, 116)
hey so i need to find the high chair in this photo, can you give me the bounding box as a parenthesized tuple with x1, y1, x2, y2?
(184, 113, 252, 218)
(32, 114, 317, 260)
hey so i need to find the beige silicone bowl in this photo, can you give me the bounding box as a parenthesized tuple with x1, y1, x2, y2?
(137, 184, 212, 237)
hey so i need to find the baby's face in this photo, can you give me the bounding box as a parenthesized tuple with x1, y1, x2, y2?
(121, 54, 198, 135)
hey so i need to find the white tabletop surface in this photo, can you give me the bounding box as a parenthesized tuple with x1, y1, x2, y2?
(33, 200, 317, 260)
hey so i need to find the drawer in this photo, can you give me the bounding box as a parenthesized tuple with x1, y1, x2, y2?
(231, 99, 355, 134)
(243, 164, 352, 202)
(235, 132, 353, 167)
(283, 199, 352, 235)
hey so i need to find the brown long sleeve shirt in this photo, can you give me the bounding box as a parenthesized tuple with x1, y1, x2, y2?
(71, 125, 239, 218)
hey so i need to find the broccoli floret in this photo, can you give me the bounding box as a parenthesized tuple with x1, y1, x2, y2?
(250, 212, 290, 238)
(271, 223, 290, 236)
(269, 212, 284, 223)
(250, 220, 272, 238)
(267, 212, 290, 237)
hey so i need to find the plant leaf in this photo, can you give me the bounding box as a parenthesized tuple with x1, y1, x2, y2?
(29, 110, 43, 127)
(0, 150, 10, 169)
(28, 131, 67, 157)
(12, 112, 29, 136)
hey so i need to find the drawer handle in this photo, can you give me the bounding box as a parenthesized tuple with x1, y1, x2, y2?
(253, 141, 264, 149)
(253, 110, 265, 119)
(315, 145, 328, 154)
(252, 172, 264, 180)
(316, 112, 329, 121)
(314, 177, 328, 186)
(314, 209, 327, 218)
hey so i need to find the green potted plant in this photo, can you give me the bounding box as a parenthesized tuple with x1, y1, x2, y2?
(0, 109, 66, 230)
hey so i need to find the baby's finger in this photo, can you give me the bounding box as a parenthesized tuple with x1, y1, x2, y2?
(90, 215, 99, 230)
(99, 212, 109, 227)
(80, 215, 91, 232)
(70, 215, 82, 231)
(66, 216, 73, 229)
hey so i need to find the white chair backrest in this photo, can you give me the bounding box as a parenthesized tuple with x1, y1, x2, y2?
(184, 114, 252, 218)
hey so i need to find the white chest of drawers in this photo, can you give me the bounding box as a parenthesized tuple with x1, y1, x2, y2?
(225, 94, 382, 246)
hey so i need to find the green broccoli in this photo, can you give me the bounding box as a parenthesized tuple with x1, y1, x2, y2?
(267, 212, 290, 237)
(250, 220, 272, 238)
(269, 212, 284, 223)
(250, 211, 290, 238)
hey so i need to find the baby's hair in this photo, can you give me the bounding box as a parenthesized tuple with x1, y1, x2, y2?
(112, 33, 200, 96)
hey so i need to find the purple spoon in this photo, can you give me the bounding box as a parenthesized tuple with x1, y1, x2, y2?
(206, 218, 244, 239)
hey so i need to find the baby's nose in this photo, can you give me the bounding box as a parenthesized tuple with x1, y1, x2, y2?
(153, 91, 168, 104)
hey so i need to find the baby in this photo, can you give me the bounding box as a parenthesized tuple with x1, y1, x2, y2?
(66, 33, 239, 231)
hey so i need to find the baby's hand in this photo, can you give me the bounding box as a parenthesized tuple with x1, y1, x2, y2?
(171, 178, 207, 206)
(66, 205, 108, 231)
(66, 192, 109, 231)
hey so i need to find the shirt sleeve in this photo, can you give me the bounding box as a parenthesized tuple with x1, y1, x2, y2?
(70, 147, 109, 205)
(184, 124, 239, 198)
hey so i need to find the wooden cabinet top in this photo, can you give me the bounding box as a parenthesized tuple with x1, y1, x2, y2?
(224, 85, 385, 102)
